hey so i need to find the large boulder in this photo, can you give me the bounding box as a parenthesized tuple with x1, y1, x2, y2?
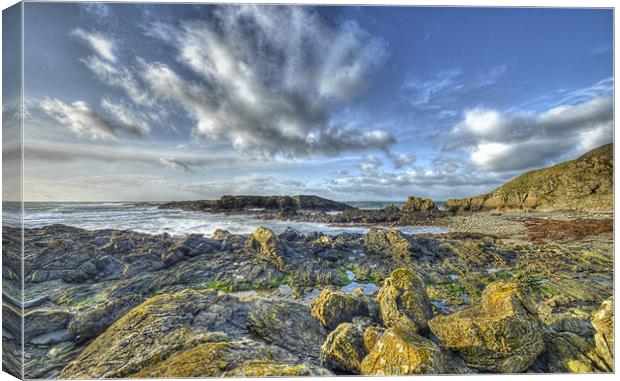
(360, 328, 468, 375)
(246, 227, 286, 269)
(131, 340, 329, 377)
(364, 228, 413, 262)
(591, 297, 613, 370)
(428, 281, 544, 373)
(247, 300, 327, 360)
(320, 323, 367, 374)
(61, 290, 252, 378)
(533, 331, 611, 373)
(376, 268, 433, 334)
(310, 290, 368, 330)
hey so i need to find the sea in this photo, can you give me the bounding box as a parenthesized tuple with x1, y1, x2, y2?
(2, 201, 450, 237)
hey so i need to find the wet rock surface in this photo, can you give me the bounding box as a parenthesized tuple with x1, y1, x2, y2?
(4, 203, 613, 377)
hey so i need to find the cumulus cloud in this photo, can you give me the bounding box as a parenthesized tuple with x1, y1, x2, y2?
(359, 155, 383, 172)
(71, 28, 116, 62)
(390, 152, 416, 168)
(451, 95, 613, 171)
(139, 5, 391, 157)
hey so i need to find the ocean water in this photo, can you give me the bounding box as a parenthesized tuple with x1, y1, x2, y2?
(2, 202, 451, 237)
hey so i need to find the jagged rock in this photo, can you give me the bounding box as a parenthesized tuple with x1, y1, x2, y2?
(364, 228, 413, 261)
(401, 196, 439, 214)
(131, 340, 326, 377)
(376, 268, 433, 333)
(429, 281, 544, 373)
(68, 294, 144, 340)
(592, 296, 613, 370)
(310, 290, 368, 329)
(61, 290, 252, 378)
(24, 309, 72, 342)
(533, 331, 610, 373)
(160, 236, 218, 266)
(247, 300, 327, 360)
(211, 229, 231, 241)
(246, 227, 286, 269)
(320, 323, 367, 374)
(360, 328, 468, 375)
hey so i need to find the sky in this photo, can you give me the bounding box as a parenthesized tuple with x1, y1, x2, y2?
(4, 2, 613, 201)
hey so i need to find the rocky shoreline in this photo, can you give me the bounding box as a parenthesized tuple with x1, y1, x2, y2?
(2, 206, 614, 377)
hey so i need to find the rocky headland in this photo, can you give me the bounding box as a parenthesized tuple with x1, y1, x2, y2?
(445, 144, 613, 213)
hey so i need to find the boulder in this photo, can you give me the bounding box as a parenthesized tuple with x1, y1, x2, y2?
(360, 328, 468, 375)
(131, 340, 328, 377)
(364, 228, 413, 261)
(311, 290, 368, 330)
(428, 281, 544, 373)
(246, 227, 286, 269)
(320, 323, 367, 374)
(376, 268, 433, 333)
(61, 290, 250, 378)
(247, 300, 327, 360)
(591, 296, 613, 370)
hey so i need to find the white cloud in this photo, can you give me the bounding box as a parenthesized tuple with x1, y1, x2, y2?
(452, 95, 613, 171)
(40, 98, 119, 140)
(359, 155, 383, 172)
(71, 29, 116, 62)
(139, 5, 390, 157)
(82, 55, 154, 107)
(100, 99, 150, 137)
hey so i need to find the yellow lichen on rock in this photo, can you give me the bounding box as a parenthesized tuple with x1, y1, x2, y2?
(310, 289, 368, 329)
(428, 281, 544, 373)
(360, 328, 467, 375)
(376, 268, 433, 333)
(320, 323, 367, 374)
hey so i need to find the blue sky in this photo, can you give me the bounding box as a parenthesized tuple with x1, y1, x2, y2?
(8, 3, 613, 201)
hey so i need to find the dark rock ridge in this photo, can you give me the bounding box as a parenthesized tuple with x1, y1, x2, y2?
(446, 144, 613, 213)
(159, 195, 354, 213)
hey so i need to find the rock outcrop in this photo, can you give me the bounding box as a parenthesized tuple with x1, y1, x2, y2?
(360, 328, 468, 375)
(376, 268, 433, 334)
(246, 227, 286, 269)
(310, 290, 368, 330)
(159, 195, 353, 212)
(428, 281, 544, 373)
(445, 143, 613, 212)
(401, 197, 439, 215)
(364, 229, 414, 261)
(247, 300, 328, 360)
(592, 297, 614, 370)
